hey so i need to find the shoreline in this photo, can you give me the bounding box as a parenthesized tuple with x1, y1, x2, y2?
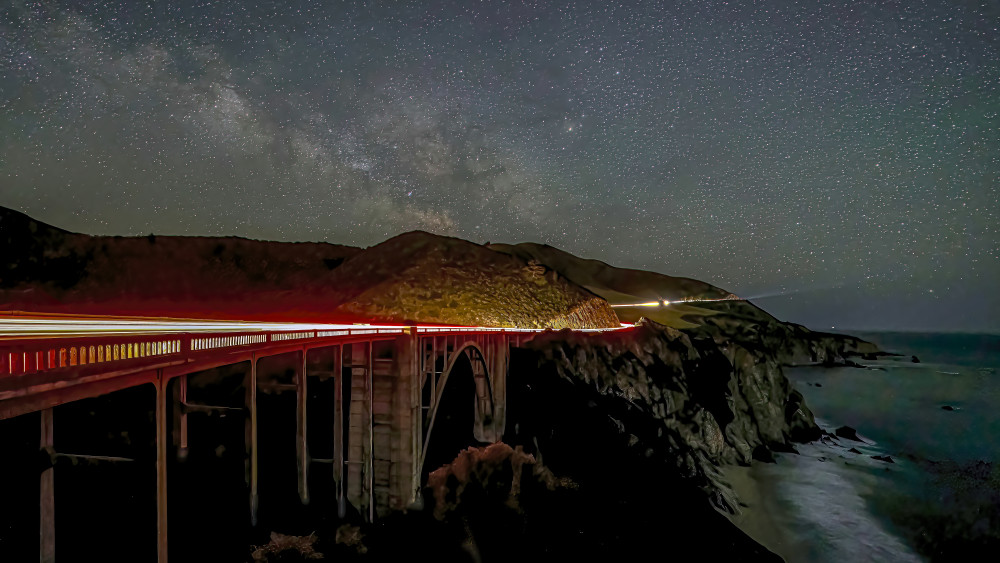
(722, 463, 809, 563)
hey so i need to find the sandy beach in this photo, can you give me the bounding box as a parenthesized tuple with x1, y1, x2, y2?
(722, 464, 809, 563)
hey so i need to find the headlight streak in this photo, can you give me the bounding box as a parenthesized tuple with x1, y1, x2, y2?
(0, 316, 628, 338)
(609, 297, 747, 308)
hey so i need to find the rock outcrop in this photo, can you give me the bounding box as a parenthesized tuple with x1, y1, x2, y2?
(699, 313, 882, 365)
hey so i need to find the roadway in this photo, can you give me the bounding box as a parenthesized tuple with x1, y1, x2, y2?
(0, 311, 627, 338)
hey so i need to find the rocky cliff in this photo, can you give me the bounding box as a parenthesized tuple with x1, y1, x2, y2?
(510, 319, 820, 504)
(700, 313, 883, 366)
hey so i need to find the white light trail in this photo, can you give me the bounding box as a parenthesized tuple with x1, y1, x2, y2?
(0, 318, 394, 337)
(610, 296, 748, 308)
(611, 301, 668, 308)
(0, 314, 628, 338)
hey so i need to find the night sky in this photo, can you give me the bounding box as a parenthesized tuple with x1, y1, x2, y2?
(1, 1, 997, 332)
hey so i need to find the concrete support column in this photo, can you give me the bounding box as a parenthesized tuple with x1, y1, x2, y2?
(346, 342, 370, 518)
(40, 408, 55, 563)
(472, 356, 489, 443)
(155, 372, 168, 563)
(177, 375, 189, 460)
(492, 335, 508, 439)
(392, 328, 419, 508)
(296, 349, 309, 505)
(245, 356, 258, 526)
(334, 346, 345, 518)
(365, 342, 374, 521)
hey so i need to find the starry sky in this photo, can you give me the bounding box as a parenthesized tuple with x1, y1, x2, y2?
(1, 1, 997, 332)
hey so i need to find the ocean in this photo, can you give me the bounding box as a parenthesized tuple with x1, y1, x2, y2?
(743, 332, 1000, 562)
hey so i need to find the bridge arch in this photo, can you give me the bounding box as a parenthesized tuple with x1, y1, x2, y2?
(418, 341, 496, 479)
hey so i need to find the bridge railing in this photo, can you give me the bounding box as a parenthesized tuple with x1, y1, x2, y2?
(1, 323, 624, 378)
(0, 327, 419, 378)
(1, 333, 186, 378)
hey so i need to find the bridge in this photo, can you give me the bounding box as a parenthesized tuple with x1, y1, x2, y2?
(0, 313, 624, 562)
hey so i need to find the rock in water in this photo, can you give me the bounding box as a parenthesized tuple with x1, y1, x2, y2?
(835, 426, 863, 441)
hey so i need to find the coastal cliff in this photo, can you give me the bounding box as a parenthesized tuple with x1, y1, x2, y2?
(701, 313, 883, 366)
(510, 319, 821, 503)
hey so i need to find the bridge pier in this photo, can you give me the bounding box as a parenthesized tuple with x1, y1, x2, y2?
(246, 356, 259, 526)
(345, 342, 371, 519)
(334, 347, 345, 517)
(296, 349, 309, 506)
(39, 408, 54, 563)
(488, 334, 508, 440)
(175, 375, 189, 460)
(155, 371, 168, 563)
(394, 329, 419, 510)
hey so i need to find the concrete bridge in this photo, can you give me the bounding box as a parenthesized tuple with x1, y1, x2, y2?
(0, 314, 621, 562)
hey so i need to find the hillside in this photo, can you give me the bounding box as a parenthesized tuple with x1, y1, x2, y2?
(489, 242, 777, 328)
(0, 206, 362, 321)
(324, 232, 619, 328)
(0, 207, 618, 328)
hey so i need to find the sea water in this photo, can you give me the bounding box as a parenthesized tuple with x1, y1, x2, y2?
(763, 332, 1000, 562)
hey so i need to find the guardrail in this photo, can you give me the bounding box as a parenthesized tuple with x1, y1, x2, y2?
(1, 323, 629, 378)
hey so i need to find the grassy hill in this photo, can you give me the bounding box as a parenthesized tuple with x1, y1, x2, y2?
(0, 207, 618, 328)
(324, 232, 619, 328)
(489, 242, 777, 329)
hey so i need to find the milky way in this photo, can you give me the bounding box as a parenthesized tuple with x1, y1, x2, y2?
(1, 1, 997, 331)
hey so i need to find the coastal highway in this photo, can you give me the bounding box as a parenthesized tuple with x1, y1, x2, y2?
(0, 315, 410, 338)
(0, 312, 628, 339)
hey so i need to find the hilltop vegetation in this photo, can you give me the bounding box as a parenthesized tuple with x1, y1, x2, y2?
(489, 242, 774, 328)
(0, 206, 617, 328)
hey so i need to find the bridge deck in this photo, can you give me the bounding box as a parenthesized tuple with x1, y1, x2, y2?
(0, 314, 628, 561)
(0, 316, 559, 420)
